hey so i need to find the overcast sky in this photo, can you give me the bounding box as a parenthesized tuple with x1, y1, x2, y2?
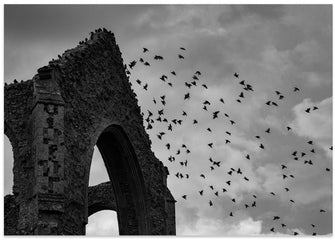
(3, 4, 332, 236)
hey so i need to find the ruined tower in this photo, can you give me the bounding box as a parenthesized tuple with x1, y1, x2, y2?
(4, 29, 176, 235)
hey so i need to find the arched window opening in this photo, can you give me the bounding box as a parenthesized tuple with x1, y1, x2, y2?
(4, 135, 14, 196)
(86, 146, 119, 235)
(89, 146, 109, 186)
(86, 210, 119, 236)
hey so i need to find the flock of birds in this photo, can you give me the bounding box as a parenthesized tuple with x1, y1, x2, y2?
(124, 45, 331, 236)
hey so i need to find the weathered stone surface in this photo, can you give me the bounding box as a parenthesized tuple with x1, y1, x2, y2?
(4, 29, 176, 235)
(88, 181, 117, 215)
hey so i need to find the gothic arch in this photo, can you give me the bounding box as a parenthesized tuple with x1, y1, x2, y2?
(89, 124, 150, 234)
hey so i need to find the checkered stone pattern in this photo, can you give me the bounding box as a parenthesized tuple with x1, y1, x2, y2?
(34, 103, 64, 196)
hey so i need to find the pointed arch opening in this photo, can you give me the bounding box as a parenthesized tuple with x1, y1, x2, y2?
(87, 124, 150, 235)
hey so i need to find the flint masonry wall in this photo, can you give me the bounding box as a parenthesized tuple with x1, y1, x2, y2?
(5, 181, 116, 235)
(4, 29, 175, 235)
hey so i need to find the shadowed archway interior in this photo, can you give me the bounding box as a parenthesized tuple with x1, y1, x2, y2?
(90, 124, 150, 235)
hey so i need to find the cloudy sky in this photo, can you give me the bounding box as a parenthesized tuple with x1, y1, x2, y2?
(3, 4, 332, 236)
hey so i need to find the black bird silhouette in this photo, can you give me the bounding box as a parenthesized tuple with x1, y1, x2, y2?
(236, 99, 242, 103)
(307, 140, 313, 145)
(182, 195, 187, 200)
(230, 120, 235, 125)
(270, 192, 276, 196)
(246, 154, 250, 160)
(171, 71, 176, 76)
(139, 58, 144, 62)
(287, 126, 291, 131)
(213, 111, 220, 119)
(275, 91, 281, 95)
(272, 102, 278, 106)
(203, 100, 211, 105)
(255, 135, 261, 139)
(226, 131, 231, 136)
(229, 212, 233, 217)
(305, 108, 311, 113)
(270, 227, 275, 232)
(273, 216, 280, 220)
(220, 98, 225, 103)
(202, 84, 208, 89)
(215, 191, 219, 196)
(200, 174, 206, 179)
(320, 209, 326, 213)
(143, 47, 148, 53)
(193, 119, 198, 124)
(184, 93, 190, 100)
(208, 143, 213, 148)
(239, 80, 245, 85)
(294, 87, 300, 92)
(178, 54, 184, 59)
(244, 177, 249, 181)
(234, 72, 239, 78)
(222, 188, 227, 193)
(143, 83, 148, 90)
(154, 55, 163, 60)
(160, 75, 167, 81)
(265, 128, 271, 133)
(259, 143, 265, 149)
(237, 168, 242, 174)
(209, 200, 213, 206)
(313, 106, 319, 110)
(284, 187, 289, 192)
(293, 232, 299, 236)
(185, 82, 192, 88)
(129, 60, 137, 69)
(199, 190, 204, 196)
(136, 79, 142, 85)
(281, 223, 286, 228)
(239, 92, 244, 98)
(144, 61, 150, 66)
(226, 181, 231, 185)
(252, 201, 256, 207)
(180, 47, 186, 50)
(195, 71, 201, 75)
(266, 101, 271, 106)
(225, 139, 231, 144)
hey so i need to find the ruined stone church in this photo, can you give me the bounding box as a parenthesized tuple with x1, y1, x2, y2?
(4, 29, 176, 235)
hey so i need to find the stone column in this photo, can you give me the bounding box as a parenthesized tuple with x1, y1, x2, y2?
(30, 66, 66, 234)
